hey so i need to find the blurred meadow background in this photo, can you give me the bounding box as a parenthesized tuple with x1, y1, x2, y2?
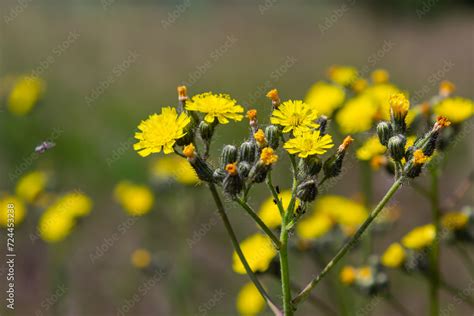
(0, 0, 473, 315)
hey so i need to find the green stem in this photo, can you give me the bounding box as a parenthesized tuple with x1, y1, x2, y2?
(234, 197, 281, 250)
(292, 177, 404, 306)
(266, 172, 285, 217)
(429, 168, 440, 316)
(289, 281, 336, 316)
(279, 219, 293, 315)
(361, 161, 373, 257)
(207, 183, 282, 316)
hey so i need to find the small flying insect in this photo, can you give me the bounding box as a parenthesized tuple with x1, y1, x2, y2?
(35, 141, 56, 154)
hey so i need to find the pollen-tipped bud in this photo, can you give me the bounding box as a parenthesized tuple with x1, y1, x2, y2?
(248, 161, 270, 183)
(322, 136, 353, 179)
(298, 156, 322, 179)
(239, 141, 257, 164)
(376, 121, 393, 146)
(423, 132, 438, 157)
(296, 179, 318, 202)
(253, 129, 267, 147)
(199, 121, 215, 142)
(220, 145, 238, 167)
(433, 116, 451, 132)
(406, 149, 428, 178)
(266, 88, 280, 108)
(389, 93, 409, 133)
(177, 85, 187, 101)
(388, 135, 406, 161)
(184, 144, 214, 182)
(223, 163, 243, 196)
(316, 115, 329, 136)
(246, 109, 258, 130)
(265, 125, 279, 149)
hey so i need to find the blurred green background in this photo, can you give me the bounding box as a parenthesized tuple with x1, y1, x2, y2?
(0, 1, 473, 315)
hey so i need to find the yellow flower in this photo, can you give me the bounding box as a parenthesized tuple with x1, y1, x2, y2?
(356, 136, 386, 161)
(185, 92, 244, 124)
(151, 156, 199, 185)
(402, 224, 435, 250)
(0, 195, 26, 227)
(328, 65, 358, 86)
(254, 129, 266, 146)
(283, 130, 334, 158)
(371, 69, 390, 84)
(232, 234, 277, 274)
(236, 282, 265, 316)
(297, 212, 334, 241)
(413, 149, 428, 165)
(434, 97, 473, 123)
(15, 170, 48, 203)
(441, 211, 469, 231)
(260, 147, 278, 165)
(313, 195, 368, 230)
(352, 79, 368, 93)
(336, 95, 377, 134)
(389, 93, 410, 119)
(305, 81, 345, 116)
(38, 210, 75, 243)
(114, 181, 154, 216)
(7, 76, 45, 116)
(131, 249, 152, 268)
(381, 242, 406, 268)
(54, 192, 92, 217)
(340, 266, 356, 285)
(258, 190, 297, 228)
(134, 107, 191, 157)
(363, 83, 400, 121)
(270, 100, 319, 133)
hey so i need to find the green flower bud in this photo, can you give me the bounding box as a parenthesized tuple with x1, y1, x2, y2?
(199, 121, 215, 142)
(316, 115, 328, 136)
(189, 156, 214, 183)
(176, 124, 195, 146)
(220, 145, 238, 167)
(239, 141, 257, 164)
(265, 125, 280, 149)
(223, 173, 243, 196)
(323, 154, 342, 179)
(213, 168, 226, 183)
(388, 135, 406, 161)
(296, 179, 318, 202)
(237, 161, 251, 178)
(376, 121, 392, 146)
(248, 161, 269, 183)
(298, 156, 322, 179)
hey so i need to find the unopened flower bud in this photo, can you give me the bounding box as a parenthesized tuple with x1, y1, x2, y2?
(199, 121, 215, 142)
(237, 161, 251, 178)
(423, 132, 438, 157)
(265, 125, 280, 149)
(266, 89, 280, 108)
(376, 121, 392, 146)
(184, 144, 214, 183)
(239, 141, 257, 164)
(389, 93, 409, 134)
(388, 135, 406, 161)
(322, 136, 353, 179)
(223, 163, 243, 196)
(213, 168, 226, 183)
(220, 145, 238, 167)
(298, 156, 322, 179)
(316, 115, 329, 136)
(248, 161, 269, 183)
(296, 179, 318, 202)
(246, 109, 258, 130)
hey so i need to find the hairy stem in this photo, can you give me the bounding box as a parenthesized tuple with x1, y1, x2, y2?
(293, 177, 404, 306)
(429, 168, 440, 316)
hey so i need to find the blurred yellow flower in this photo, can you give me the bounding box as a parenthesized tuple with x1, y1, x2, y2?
(434, 97, 473, 123)
(114, 181, 154, 216)
(381, 242, 406, 268)
(297, 212, 334, 241)
(328, 65, 358, 86)
(441, 211, 469, 231)
(232, 234, 277, 274)
(258, 190, 296, 228)
(15, 170, 48, 203)
(371, 69, 390, 84)
(131, 249, 152, 269)
(336, 95, 377, 134)
(53, 192, 92, 217)
(313, 195, 368, 231)
(340, 266, 356, 285)
(363, 83, 400, 121)
(401, 224, 435, 250)
(236, 282, 265, 316)
(351, 78, 368, 93)
(305, 81, 345, 116)
(0, 195, 26, 227)
(270, 100, 319, 133)
(38, 209, 75, 243)
(7, 76, 45, 116)
(185, 92, 244, 124)
(151, 156, 199, 185)
(356, 136, 386, 161)
(283, 130, 334, 158)
(134, 107, 191, 157)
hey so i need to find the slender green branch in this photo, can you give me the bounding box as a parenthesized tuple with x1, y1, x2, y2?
(292, 177, 404, 306)
(207, 183, 282, 316)
(289, 281, 337, 316)
(234, 197, 281, 250)
(429, 168, 440, 316)
(266, 172, 285, 217)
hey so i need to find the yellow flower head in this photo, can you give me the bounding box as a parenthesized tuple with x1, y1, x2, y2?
(236, 282, 265, 316)
(381, 242, 406, 268)
(7, 76, 45, 116)
(114, 181, 154, 216)
(15, 170, 48, 203)
(352, 78, 368, 93)
(246, 109, 257, 121)
(134, 107, 191, 157)
(356, 136, 386, 161)
(340, 266, 356, 285)
(151, 156, 199, 185)
(131, 249, 152, 269)
(305, 81, 345, 116)
(260, 147, 278, 165)
(441, 211, 469, 231)
(402, 224, 435, 250)
(389, 93, 410, 118)
(0, 195, 26, 227)
(232, 234, 277, 274)
(270, 100, 319, 133)
(283, 130, 334, 158)
(253, 129, 266, 146)
(297, 212, 334, 241)
(438, 80, 455, 97)
(54, 192, 93, 217)
(336, 95, 377, 134)
(38, 210, 75, 243)
(185, 92, 244, 124)
(413, 149, 428, 165)
(328, 65, 358, 86)
(434, 97, 473, 123)
(258, 190, 298, 228)
(371, 69, 390, 84)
